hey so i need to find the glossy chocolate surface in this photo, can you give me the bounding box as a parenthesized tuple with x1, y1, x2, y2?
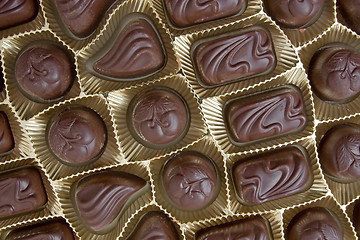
(15, 42, 75, 103)
(0, 166, 47, 218)
(353, 199, 360, 238)
(193, 28, 276, 86)
(127, 211, 180, 240)
(163, 0, 246, 28)
(0, 111, 14, 155)
(264, 0, 325, 29)
(0, 0, 38, 30)
(223, 86, 306, 144)
(286, 207, 342, 240)
(129, 87, 189, 148)
(318, 123, 360, 182)
(47, 107, 107, 165)
(74, 171, 146, 233)
(338, 0, 360, 35)
(162, 151, 218, 210)
(232, 146, 312, 205)
(196, 215, 271, 240)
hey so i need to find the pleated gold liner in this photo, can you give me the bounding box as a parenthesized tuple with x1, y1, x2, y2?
(0, 0, 45, 40)
(174, 13, 298, 99)
(283, 196, 357, 240)
(346, 197, 360, 238)
(1, 30, 81, 121)
(151, 0, 262, 36)
(227, 137, 328, 214)
(54, 162, 152, 240)
(299, 23, 360, 121)
(107, 74, 206, 161)
(262, 0, 335, 47)
(0, 158, 61, 231)
(0, 103, 33, 163)
(77, 0, 179, 95)
(26, 95, 123, 180)
(202, 67, 315, 154)
(149, 135, 228, 223)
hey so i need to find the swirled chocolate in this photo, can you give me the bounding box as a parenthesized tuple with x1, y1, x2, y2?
(223, 86, 306, 145)
(47, 107, 107, 165)
(232, 146, 312, 205)
(353, 199, 360, 238)
(162, 151, 218, 210)
(74, 171, 146, 232)
(127, 211, 180, 240)
(264, 0, 325, 29)
(128, 87, 189, 148)
(195, 215, 271, 240)
(15, 42, 75, 103)
(338, 0, 360, 35)
(193, 28, 276, 86)
(0, 0, 38, 30)
(0, 166, 47, 218)
(286, 207, 342, 240)
(0, 111, 14, 155)
(163, 0, 247, 28)
(318, 123, 360, 182)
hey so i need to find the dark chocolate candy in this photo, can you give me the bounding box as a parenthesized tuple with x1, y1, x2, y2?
(193, 28, 276, 86)
(264, 0, 325, 29)
(0, 166, 47, 218)
(318, 123, 360, 182)
(195, 215, 271, 240)
(0, 0, 38, 30)
(0, 111, 14, 156)
(47, 107, 107, 165)
(74, 171, 146, 232)
(127, 211, 180, 240)
(163, 0, 247, 28)
(353, 198, 360, 238)
(15, 42, 75, 103)
(286, 207, 342, 240)
(128, 87, 189, 148)
(223, 86, 306, 145)
(162, 151, 218, 210)
(309, 45, 360, 103)
(338, 0, 360, 35)
(232, 146, 312, 205)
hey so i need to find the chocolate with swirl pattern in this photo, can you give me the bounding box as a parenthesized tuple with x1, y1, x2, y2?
(232, 146, 312, 205)
(193, 28, 276, 87)
(223, 86, 306, 144)
(0, 111, 14, 156)
(0, 0, 38, 30)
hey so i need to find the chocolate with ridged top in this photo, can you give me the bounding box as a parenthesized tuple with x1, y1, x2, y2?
(0, 0, 38, 30)
(193, 28, 276, 87)
(0, 111, 14, 156)
(338, 0, 360, 35)
(163, 0, 247, 28)
(232, 146, 312, 205)
(286, 207, 342, 240)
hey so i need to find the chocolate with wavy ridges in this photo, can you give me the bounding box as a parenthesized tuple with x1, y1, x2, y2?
(0, 112, 14, 156)
(232, 146, 311, 205)
(0, 0, 38, 30)
(75, 171, 146, 232)
(193, 28, 275, 86)
(163, 0, 246, 28)
(224, 86, 306, 144)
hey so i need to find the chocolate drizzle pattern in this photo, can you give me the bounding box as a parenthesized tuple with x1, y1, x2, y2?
(0, 0, 38, 30)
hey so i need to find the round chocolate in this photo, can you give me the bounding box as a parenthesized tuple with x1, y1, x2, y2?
(162, 151, 218, 210)
(353, 199, 360, 238)
(286, 207, 342, 240)
(338, 0, 360, 35)
(47, 107, 107, 165)
(128, 87, 189, 148)
(318, 123, 360, 182)
(15, 42, 75, 103)
(264, 0, 325, 29)
(0, 0, 39, 30)
(309, 45, 360, 103)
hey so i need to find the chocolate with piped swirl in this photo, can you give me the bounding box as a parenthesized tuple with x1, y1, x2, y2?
(195, 215, 271, 240)
(264, 0, 325, 29)
(232, 146, 312, 205)
(126, 211, 180, 240)
(0, 166, 47, 218)
(0, 0, 38, 30)
(338, 0, 360, 35)
(192, 27, 276, 87)
(286, 207, 342, 240)
(163, 0, 247, 28)
(223, 86, 306, 145)
(73, 171, 147, 233)
(47, 106, 107, 165)
(0, 111, 14, 156)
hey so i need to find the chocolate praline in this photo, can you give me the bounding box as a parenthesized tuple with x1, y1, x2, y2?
(0, 0, 39, 30)
(0, 111, 15, 156)
(47, 106, 107, 165)
(162, 151, 219, 210)
(352, 198, 360, 238)
(338, 0, 360, 35)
